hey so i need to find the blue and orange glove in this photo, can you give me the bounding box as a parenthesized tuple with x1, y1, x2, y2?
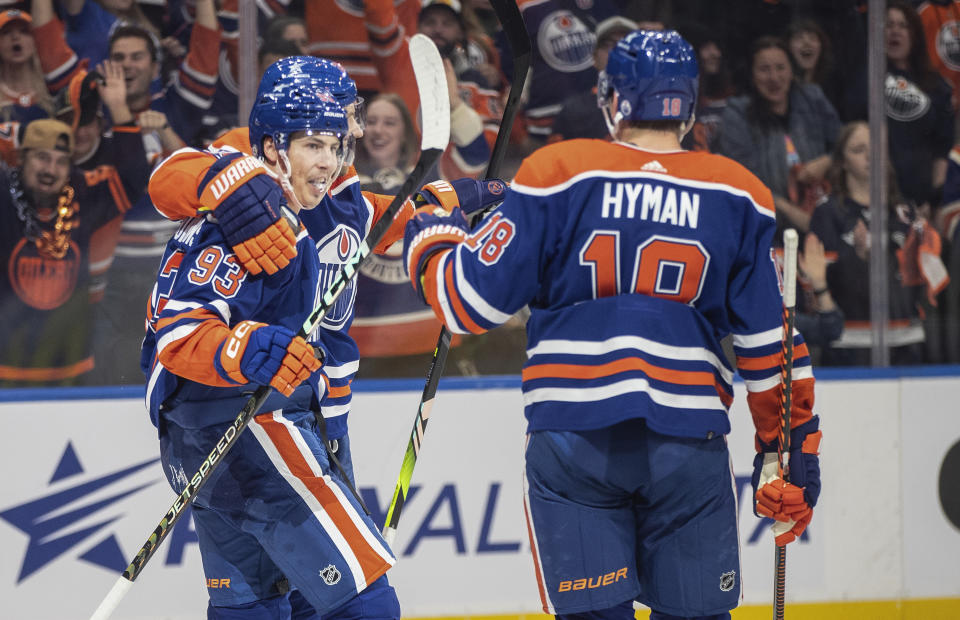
(403, 205, 470, 302)
(216, 320, 324, 396)
(415, 178, 507, 216)
(752, 416, 822, 545)
(208, 171, 298, 276)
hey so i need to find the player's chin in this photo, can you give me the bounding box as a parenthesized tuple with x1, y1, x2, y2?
(296, 182, 329, 209)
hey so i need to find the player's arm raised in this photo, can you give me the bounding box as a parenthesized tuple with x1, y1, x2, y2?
(150, 149, 298, 276)
(403, 179, 545, 334)
(367, 177, 507, 253)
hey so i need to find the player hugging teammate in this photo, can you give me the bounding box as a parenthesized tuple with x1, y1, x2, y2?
(141, 66, 402, 618)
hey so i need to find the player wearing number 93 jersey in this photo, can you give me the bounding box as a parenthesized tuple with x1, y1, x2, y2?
(142, 81, 401, 619)
(404, 30, 822, 619)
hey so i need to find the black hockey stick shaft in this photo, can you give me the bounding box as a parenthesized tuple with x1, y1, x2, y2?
(89, 35, 449, 620)
(773, 229, 799, 619)
(382, 0, 531, 544)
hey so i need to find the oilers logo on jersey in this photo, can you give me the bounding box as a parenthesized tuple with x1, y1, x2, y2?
(538, 11, 596, 73)
(314, 224, 361, 330)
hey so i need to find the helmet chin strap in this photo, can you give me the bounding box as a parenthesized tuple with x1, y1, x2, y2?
(275, 149, 311, 211)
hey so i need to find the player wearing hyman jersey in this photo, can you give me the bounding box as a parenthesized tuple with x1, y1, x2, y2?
(142, 81, 400, 619)
(403, 30, 823, 619)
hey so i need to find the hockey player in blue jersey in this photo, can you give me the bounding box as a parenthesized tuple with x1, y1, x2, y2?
(143, 82, 400, 619)
(403, 31, 823, 619)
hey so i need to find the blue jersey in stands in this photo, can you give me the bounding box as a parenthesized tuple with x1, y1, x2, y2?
(419, 139, 816, 441)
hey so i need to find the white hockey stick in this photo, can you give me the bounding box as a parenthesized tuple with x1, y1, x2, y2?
(88, 34, 449, 620)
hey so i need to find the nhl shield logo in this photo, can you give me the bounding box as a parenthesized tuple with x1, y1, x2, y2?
(719, 570, 736, 592)
(320, 564, 342, 585)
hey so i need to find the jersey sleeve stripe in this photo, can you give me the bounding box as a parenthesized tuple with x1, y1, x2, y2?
(443, 258, 486, 334)
(156, 321, 208, 355)
(736, 351, 783, 372)
(328, 383, 352, 399)
(432, 252, 468, 334)
(156, 306, 221, 332)
(732, 326, 784, 349)
(453, 245, 513, 325)
(324, 360, 360, 379)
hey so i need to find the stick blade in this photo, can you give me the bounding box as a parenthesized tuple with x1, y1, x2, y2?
(409, 34, 450, 152)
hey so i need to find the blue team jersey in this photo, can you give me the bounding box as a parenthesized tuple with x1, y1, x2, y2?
(141, 213, 323, 428)
(420, 139, 816, 439)
(298, 172, 376, 431)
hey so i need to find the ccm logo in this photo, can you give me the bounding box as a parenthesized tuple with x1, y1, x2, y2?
(224, 321, 257, 359)
(558, 567, 628, 592)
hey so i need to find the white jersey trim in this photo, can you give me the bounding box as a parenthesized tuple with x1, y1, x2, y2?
(434, 252, 469, 334)
(732, 326, 784, 350)
(454, 244, 513, 325)
(325, 360, 359, 379)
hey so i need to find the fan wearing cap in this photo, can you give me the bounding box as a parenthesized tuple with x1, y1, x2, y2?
(0, 10, 53, 123)
(0, 118, 133, 386)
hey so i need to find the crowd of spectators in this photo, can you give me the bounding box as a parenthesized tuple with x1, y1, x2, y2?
(3, 0, 960, 389)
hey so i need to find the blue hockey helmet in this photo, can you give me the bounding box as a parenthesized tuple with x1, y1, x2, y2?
(248, 81, 349, 159)
(597, 30, 698, 124)
(257, 56, 359, 109)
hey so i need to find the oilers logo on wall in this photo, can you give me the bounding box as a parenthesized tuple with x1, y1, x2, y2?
(538, 10, 596, 73)
(885, 73, 930, 122)
(937, 21, 960, 71)
(314, 224, 360, 331)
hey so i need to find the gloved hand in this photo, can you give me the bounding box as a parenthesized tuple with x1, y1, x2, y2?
(751, 416, 822, 545)
(217, 320, 323, 396)
(210, 171, 298, 276)
(415, 178, 507, 216)
(403, 205, 470, 302)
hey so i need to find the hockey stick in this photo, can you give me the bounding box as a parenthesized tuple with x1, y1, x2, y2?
(381, 0, 531, 546)
(88, 34, 449, 620)
(773, 228, 799, 620)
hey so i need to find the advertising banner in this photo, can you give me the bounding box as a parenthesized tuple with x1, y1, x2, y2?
(1, 373, 959, 618)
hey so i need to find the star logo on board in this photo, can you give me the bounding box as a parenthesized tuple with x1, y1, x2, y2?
(0, 442, 159, 582)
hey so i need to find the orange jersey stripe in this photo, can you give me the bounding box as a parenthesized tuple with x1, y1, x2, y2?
(514, 139, 775, 215)
(524, 357, 720, 387)
(255, 413, 390, 585)
(156, 307, 222, 332)
(328, 382, 351, 399)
